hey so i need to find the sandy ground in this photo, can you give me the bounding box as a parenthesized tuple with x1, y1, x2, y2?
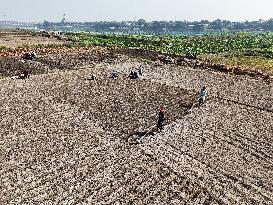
(0, 54, 272, 204)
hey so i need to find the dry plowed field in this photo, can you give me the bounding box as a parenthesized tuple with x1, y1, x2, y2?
(0, 49, 273, 204)
(0, 29, 64, 48)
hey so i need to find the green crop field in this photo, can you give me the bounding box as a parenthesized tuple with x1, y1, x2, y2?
(66, 32, 273, 75)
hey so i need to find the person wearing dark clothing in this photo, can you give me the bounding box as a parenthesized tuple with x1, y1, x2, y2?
(129, 70, 134, 79)
(19, 70, 30, 79)
(129, 70, 139, 79)
(199, 86, 207, 106)
(133, 70, 139, 79)
(87, 74, 97, 80)
(112, 70, 118, 79)
(157, 108, 165, 131)
(138, 65, 144, 76)
(22, 52, 36, 60)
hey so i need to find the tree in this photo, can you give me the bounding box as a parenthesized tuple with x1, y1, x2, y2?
(43, 20, 51, 29)
(211, 19, 223, 31)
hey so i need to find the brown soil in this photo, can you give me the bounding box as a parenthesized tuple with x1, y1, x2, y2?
(0, 29, 64, 49)
(0, 40, 272, 204)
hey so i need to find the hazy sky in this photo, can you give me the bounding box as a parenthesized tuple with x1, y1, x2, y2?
(0, 0, 272, 22)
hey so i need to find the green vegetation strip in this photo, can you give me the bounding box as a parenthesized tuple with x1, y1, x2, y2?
(66, 32, 273, 57)
(66, 32, 273, 75)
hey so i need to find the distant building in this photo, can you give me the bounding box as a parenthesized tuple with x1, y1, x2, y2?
(61, 14, 66, 24)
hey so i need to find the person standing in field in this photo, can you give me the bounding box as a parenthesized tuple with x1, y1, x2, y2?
(157, 107, 166, 131)
(138, 65, 144, 76)
(112, 70, 118, 79)
(199, 86, 207, 105)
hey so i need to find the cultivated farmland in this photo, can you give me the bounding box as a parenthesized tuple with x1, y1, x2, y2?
(0, 29, 273, 204)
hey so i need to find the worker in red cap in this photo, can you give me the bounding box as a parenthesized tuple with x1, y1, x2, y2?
(157, 107, 166, 131)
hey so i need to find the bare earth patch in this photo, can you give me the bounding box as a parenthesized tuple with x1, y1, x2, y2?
(0, 29, 64, 48)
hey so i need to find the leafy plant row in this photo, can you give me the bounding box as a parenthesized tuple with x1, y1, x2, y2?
(66, 32, 273, 58)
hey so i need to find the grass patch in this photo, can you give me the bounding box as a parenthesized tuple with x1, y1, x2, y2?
(0, 45, 7, 50)
(200, 54, 273, 75)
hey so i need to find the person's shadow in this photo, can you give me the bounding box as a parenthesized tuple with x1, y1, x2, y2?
(127, 130, 156, 144)
(129, 130, 156, 138)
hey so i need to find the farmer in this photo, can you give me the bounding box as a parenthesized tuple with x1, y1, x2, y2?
(128, 70, 134, 79)
(22, 51, 36, 60)
(133, 70, 139, 79)
(30, 51, 37, 59)
(129, 70, 139, 79)
(19, 70, 30, 79)
(87, 74, 97, 80)
(157, 107, 166, 131)
(112, 70, 118, 79)
(199, 86, 207, 105)
(138, 65, 144, 76)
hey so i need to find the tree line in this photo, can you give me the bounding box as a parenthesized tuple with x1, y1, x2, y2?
(38, 19, 273, 34)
